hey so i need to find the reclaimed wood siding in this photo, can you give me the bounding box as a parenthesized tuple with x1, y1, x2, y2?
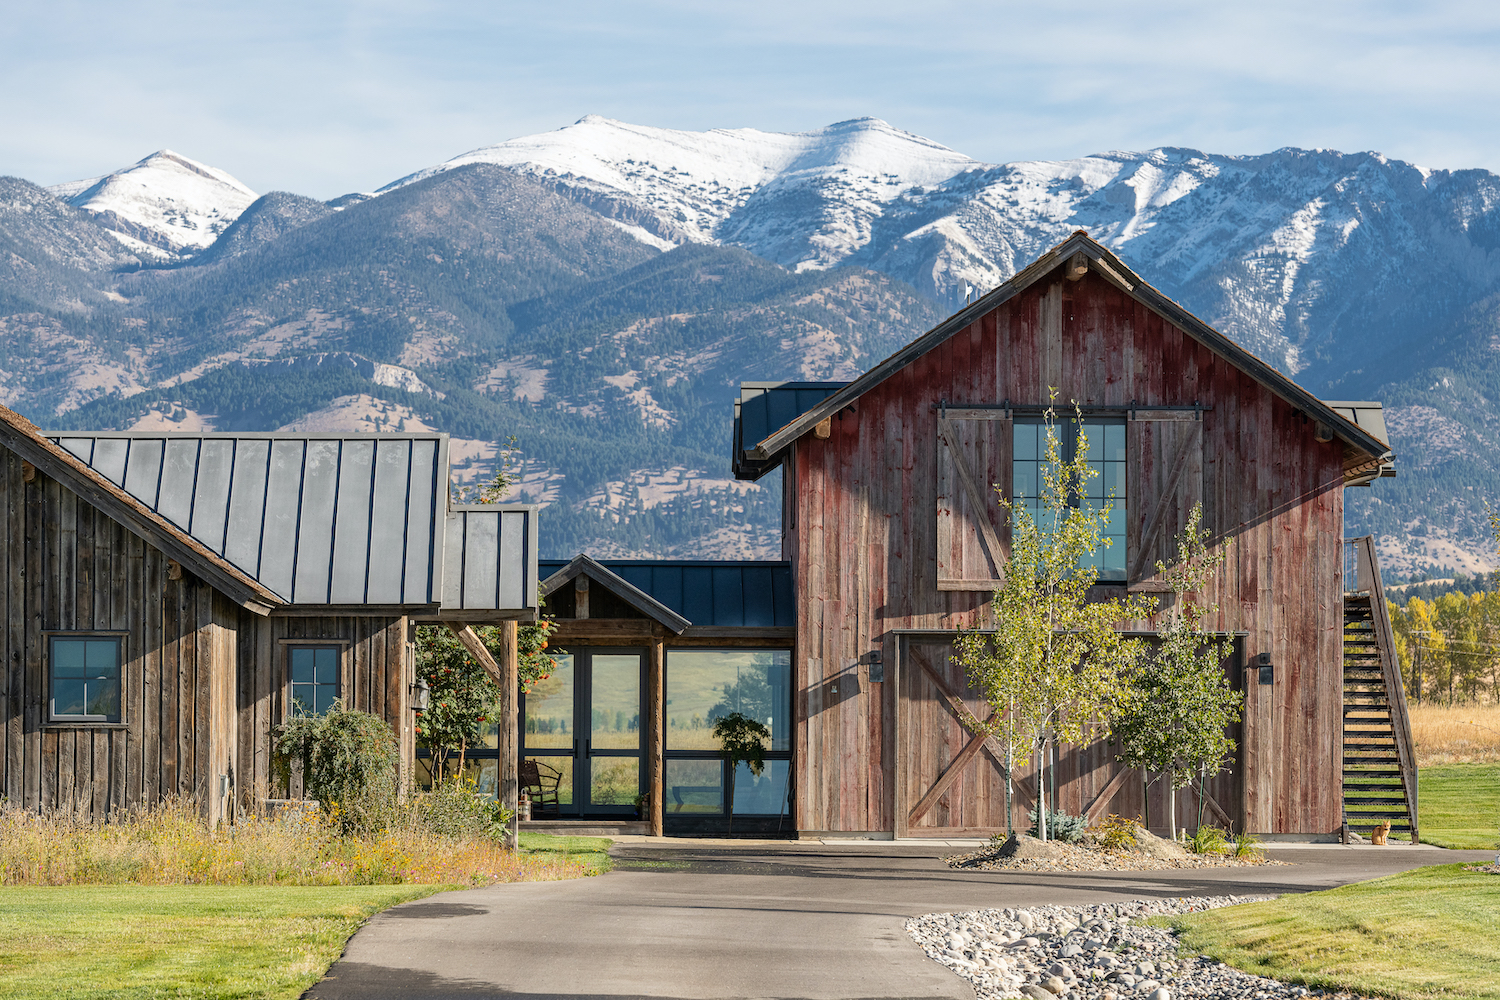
(793, 272, 1346, 835)
(0, 452, 237, 822)
(234, 612, 410, 804)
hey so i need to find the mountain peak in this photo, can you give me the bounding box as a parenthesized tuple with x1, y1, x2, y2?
(48, 149, 257, 254)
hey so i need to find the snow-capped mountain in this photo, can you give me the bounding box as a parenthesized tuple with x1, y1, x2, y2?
(49, 150, 257, 257)
(378, 117, 1500, 378)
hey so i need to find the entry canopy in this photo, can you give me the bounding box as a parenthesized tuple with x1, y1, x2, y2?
(48, 431, 537, 617)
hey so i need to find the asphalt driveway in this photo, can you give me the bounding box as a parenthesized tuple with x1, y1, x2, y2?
(308, 841, 1494, 1000)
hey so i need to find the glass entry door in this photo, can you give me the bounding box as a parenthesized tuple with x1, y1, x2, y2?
(522, 648, 645, 814)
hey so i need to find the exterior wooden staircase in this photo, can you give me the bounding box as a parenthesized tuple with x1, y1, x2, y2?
(1342, 536, 1419, 843)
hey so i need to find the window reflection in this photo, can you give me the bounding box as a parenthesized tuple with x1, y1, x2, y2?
(666, 650, 790, 751)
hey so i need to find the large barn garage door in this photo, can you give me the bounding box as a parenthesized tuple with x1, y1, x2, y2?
(894, 636, 1036, 837)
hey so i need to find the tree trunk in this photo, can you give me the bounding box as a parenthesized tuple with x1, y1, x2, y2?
(1169, 782, 1177, 842)
(1036, 734, 1048, 842)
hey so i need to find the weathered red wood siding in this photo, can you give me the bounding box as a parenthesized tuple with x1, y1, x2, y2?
(790, 271, 1346, 836)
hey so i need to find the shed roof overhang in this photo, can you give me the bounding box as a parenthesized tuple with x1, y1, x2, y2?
(744, 232, 1395, 484)
(540, 554, 692, 634)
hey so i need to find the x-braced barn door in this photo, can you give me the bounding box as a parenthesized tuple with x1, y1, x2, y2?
(894, 636, 1037, 837)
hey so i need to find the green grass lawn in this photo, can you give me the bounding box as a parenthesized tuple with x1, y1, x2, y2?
(1169, 864, 1500, 1000)
(517, 832, 613, 875)
(1418, 763, 1500, 849)
(0, 884, 443, 1000)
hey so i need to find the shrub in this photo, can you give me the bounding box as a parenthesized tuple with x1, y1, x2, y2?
(411, 775, 514, 840)
(1232, 830, 1264, 859)
(1029, 807, 1089, 844)
(1188, 825, 1230, 855)
(271, 702, 399, 833)
(1091, 814, 1140, 852)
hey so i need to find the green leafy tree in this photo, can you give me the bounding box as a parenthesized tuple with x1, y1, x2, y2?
(955, 400, 1152, 839)
(712, 711, 769, 835)
(1109, 503, 1241, 840)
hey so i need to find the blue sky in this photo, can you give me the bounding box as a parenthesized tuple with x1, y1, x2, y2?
(5, 0, 1499, 198)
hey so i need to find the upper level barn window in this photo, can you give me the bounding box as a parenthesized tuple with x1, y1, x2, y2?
(1012, 418, 1127, 582)
(289, 645, 341, 715)
(49, 635, 123, 723)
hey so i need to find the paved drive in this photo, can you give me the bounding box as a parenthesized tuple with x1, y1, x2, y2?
(309, 841, 1493, 1000)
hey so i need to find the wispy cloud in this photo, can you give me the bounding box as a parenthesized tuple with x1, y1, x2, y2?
(5, 0, 1499, 196)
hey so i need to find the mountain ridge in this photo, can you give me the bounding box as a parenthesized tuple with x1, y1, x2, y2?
(10, 119, 1500, 574)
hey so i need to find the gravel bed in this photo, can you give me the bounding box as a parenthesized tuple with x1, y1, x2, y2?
(906, 896, 1378, 1000)
(1464, 862, 1500, 874)
(945, 845, 1288, 873)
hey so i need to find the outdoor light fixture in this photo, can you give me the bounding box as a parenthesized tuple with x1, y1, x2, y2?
(410, 677, 431, 711)
(867, 650, 884, 683)
(1257, 653, 1274, 685)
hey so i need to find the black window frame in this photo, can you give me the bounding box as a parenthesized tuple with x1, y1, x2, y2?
(286, 642, 344, 717)
(1011, 415, 1128, 583)
(47, 632, 126, 724)
(663, 647, 793, 822)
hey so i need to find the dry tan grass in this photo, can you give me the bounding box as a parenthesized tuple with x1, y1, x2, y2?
(1409, 702, 1500, 766)
(0, 799, 589, 887)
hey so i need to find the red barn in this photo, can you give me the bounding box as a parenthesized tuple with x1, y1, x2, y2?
(735, 231, 1412, 841)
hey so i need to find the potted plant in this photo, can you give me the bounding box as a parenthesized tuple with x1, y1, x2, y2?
(712, 711, 769, 835)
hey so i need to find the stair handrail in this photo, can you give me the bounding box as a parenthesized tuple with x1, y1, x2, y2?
(1347, 534, 1420, 843)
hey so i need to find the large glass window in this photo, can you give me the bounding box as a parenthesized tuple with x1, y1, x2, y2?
(289, 645, 340, 716)
(665, 649, 792, 822)
(49, 635, 122, 722)
(1013, 418, 1126, 582)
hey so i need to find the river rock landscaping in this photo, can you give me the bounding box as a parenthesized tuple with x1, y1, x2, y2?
(906, 897, 1382, 1000)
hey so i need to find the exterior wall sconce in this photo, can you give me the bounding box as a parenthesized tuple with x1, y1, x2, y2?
(1256, 653, 1274, 685)
(410, 677, 431, 711)
(867, 650, 884, 683)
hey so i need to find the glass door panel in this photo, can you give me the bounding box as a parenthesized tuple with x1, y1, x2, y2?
(582, 651, 644, 813)
(524, 654, 574, 748)
(589, 654, 642, 750)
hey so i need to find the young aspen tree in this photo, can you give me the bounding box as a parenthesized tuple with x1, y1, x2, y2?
(1109, 504, 1241, 840)
(955, 400, 1152, 839)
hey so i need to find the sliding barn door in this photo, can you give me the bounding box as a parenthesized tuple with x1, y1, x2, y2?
(895, 637, 1033, 837)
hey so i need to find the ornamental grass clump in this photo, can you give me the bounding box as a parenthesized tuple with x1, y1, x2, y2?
(1090, 813, 1140, 853)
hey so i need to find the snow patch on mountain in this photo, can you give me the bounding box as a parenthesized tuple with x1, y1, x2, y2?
(49, 150, 257, 254)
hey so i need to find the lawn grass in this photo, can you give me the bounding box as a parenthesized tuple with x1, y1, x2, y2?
(1168, 864, 1500, 1000)
(1417, 763, 1500, 850)
(0, 884, 442, 1000)
(517, 831, 613, 875)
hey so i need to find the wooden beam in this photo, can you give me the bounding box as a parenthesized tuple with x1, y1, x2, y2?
(1083, 765, 1134, 823)
(498, 621, 518, 836)
(574, 575, 590, 620)
(444, 622, 504, 686)
(1065, 251, 1089, 281)
(648, 638, 665, 837)
(1192, 782, 1233, 828)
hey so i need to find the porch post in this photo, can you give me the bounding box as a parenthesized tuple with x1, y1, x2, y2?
(649, 635, 665, 836)
(499, 620, 519, 828)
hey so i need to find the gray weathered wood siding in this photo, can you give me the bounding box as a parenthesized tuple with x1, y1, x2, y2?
(789, 271, 1347, 836)
(0, 450, 239, 822)
(234, 613, 412, 803)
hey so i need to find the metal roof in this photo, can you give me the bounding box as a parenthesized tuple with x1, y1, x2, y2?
(49, 432, 536, 613)
(539, 559, 794, 628)
(733, 382, 846, 481)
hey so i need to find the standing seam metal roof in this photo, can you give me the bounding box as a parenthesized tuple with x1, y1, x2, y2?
(49, 432, 538, 613)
